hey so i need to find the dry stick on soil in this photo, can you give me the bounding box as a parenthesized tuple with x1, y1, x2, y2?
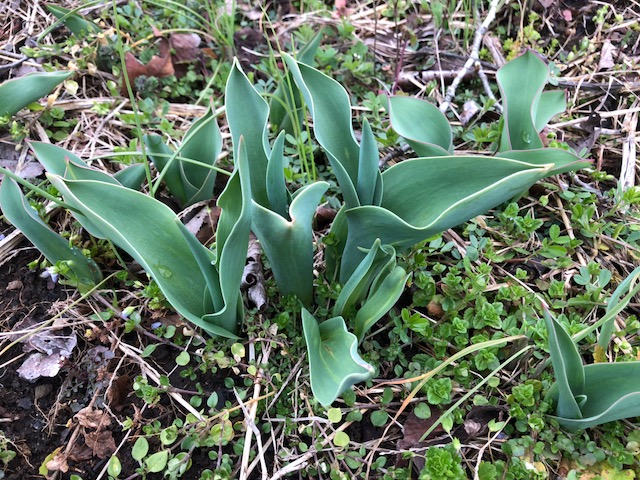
(268, 413, 365, 480)
(554, 195, 587, 267)
(472, 416, 510, 480)
(620, 102, 638, 192)
(239, 341, 271, 480)
(439, 0, 503, 114)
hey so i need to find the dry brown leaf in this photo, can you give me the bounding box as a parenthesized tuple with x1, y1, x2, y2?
(75, 406, 112, 429)
(67, 442, 93, 462)
(84, 429, 117, 459)
(598, 40, 618, 71)
(45, 451, 70, 474)
(106, 374, 131, 411)
(122, 37, 174, 94)
(169, 33, 201, 63)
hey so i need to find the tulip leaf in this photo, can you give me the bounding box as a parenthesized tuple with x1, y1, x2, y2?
(46, 175, 238, 338)
(251, 181, 328, 306)
(145, 135, 186, 202)
(265, 131, 290, 218)
(302, 309, 374, 406)
(548, 362, 640, 432)
(269, 30, 323, 135)
(339, 151, 588, 278)
(30, 142, 120, 238)
(202, 137, 253, 334)
(598, 266, 640, 349)
(357, 118, 383, 206)
(535, 91, 566, 132)
(497, 50, 557, 151)
(0, 177, 103, 290)
(354, 265, 408, 341)
(388, 95, 453, 156)
(113, 163, 147, 190)
(225, 59, 270, 207)
(543, 308, 585, 420)
(333, 239, 395, 318)
(145, 106, 221, 206)
(46, 4, 101, 36)
(0, 71, 72, 117)
(282, 53, 361, 208)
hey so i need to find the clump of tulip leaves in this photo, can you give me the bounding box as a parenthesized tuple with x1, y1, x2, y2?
(10, 50, 635, 417)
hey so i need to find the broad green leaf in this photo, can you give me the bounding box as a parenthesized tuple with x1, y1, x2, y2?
(225, 59, 270, 206)
(145, 450, 169, 473)
(201, 137, 253, 334)
(46, 4, 101, 36)
(145, 106, 221, 206)
(549, 362, 640, 432)
(269, 30, 323, 134)
(282, 53, 361, 208)
(46, 175, 237, 338)
(339, 151, 587, 277)
(535, 91, 566, 132)
(265, 131, 290, 218)
(251, 181, 328, 306)
(107, 455, 122, 477)
(302, 309, 374, 406)
(334, 239, 395, 316)
(354, 265, 409, 341)
(30, 142, 118, 238)
(497, 51, 548, 151)
(0, 71, 72, 117)
(0, 177, 102, 289)
(176, 106, 221, 205)
(113, 163, 147, 190)
(598, 266, 640, 349)
(543, 308, 584, 420)
(357, 118, 383, 206)
(388, 95, 453, 156)
(131, 437, 149, 462)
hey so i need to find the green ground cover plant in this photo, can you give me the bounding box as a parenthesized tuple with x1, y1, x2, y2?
(0, 1, 639, 479)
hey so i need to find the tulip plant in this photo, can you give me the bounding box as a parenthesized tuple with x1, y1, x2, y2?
(2, 50, 610, 410)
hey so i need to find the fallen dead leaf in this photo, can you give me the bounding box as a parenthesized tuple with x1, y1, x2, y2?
(123, 36, 174, 94)
(75, 406, 112, 430)
(17, 352, 65, 381)
(169, 33, 201, 63)
(242, 236, 267, 311)
(84, 429, 117, 458)
(598, 40, 618, 71)
(45, 451, 70, 474)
